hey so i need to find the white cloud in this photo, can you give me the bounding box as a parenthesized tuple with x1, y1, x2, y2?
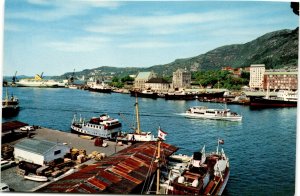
(119, 41, 176, 49)
(85, 11, 238, 35)
(45, 36, 110, 52)
(7, 0, 122, 22)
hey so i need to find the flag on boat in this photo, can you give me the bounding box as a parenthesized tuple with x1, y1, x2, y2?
(158, 127, 167, 140)
(218, 139, 224, 144)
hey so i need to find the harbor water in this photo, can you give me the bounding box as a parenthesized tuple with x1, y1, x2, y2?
(2, 87, 296, 195)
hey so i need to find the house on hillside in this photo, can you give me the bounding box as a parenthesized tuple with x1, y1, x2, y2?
(134, 71, 156, 89)
(145, 78, 170, 92)
(14, 138, 70, 166)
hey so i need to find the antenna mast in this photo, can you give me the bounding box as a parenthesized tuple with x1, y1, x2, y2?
(135, 94, 141, 134)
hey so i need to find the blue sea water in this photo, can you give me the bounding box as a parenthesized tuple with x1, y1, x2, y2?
(2, 87, 297, 195)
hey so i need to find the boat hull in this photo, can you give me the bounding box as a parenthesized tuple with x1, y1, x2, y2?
(185, 112, 242, 121)
(165, 94, 195, 100)
(2, 106, 20, 117)
(249, 96, 297, 108)
(71, 124, 121, 139)
(88, 87, 112, 93)
(130, 90, 158, 99)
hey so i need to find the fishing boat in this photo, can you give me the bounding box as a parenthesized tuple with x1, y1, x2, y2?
(185, 105, 242, 121)
(129, 89, 158, 99)
(70, 114, 122, 139)
(250, 89, 297, 108)
(165, 91, 196, 100)
(117, 96, 157, 142)
(162, 140, 230, 195)
(24, 174, 48, 182)
(2, 88, 20, 117)
(15, 73, 66, 88)
(87, 81, 112, 93)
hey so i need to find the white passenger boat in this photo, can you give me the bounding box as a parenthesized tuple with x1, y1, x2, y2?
(24, 174, 48, 182)
(71, 114, 122, 139)
(185, 106, 242, 121)
(15, 73, 66, 88)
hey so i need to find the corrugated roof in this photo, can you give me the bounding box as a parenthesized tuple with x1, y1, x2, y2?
(2, 121, 28, 133)
(38, 141, 178, 194)
(14, 138, 64, 155)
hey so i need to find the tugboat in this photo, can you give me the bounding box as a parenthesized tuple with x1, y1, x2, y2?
(161, 139, 230, 195)
(185, 105, 242, 121)
(117, 95, 157, 142)
(2, 88, 20, 117)
(70, 114, 122, 139)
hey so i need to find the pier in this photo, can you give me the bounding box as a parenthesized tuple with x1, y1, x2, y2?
(1, 123, 129, 192)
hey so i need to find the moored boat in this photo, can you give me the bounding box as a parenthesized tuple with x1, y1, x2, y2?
(129, 89, 158, 99)
(15, 73, 66, 88)
(165, 91, 196, 100)
(163, 140, 230, 195)
(117, 96, 157, 142)
(87, 81, 112, 93)
(24, 174, 48, 182)
(185, 106, 242, 121)
(71, 114, 122, 139)
(2, 89, 20, 117)
(250, 90, 297, 108)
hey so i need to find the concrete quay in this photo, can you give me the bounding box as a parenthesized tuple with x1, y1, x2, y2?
(1, 126, 129, 192)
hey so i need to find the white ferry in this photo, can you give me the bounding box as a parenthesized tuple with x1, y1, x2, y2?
(70, 114, 122, 139)
(16, 73, 66, 88)
(185, 106, 242, 121)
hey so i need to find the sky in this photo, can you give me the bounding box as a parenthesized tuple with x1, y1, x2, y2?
(2, 0, 299, 76)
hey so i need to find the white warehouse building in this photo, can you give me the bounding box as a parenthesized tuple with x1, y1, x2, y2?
(14, 138, 70, 166)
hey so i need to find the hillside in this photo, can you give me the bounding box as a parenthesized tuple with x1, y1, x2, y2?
(60, 27, 298, 79)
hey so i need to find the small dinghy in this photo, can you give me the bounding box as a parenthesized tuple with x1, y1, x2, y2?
(24, 174, 48, 182)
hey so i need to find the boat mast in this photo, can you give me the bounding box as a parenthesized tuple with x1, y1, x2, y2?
(5, 87, 9, 106)
(156, 139, 161, 194)
(135, 94, 141, 134)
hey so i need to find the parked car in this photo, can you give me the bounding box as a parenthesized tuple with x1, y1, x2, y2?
(20, 126, 34, 131)
(0, 183, 10, 191)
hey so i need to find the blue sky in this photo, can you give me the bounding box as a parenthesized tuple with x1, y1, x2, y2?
(3, 0, 299, 76)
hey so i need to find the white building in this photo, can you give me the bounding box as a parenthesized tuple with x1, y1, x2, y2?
(145, 78, 170, 92)
(249, 64, 265, 89)
(134, 71, 156, 89)
(14, 138, 70, 166)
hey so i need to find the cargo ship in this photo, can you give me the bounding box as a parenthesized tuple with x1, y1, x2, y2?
(250, 90, 297, 108)
(129, 89, 158, 99)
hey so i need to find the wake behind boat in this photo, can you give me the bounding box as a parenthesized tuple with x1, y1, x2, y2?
(185, 106, 242, 121)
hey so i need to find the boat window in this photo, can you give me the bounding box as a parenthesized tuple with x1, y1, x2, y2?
(54, 150, 61, 155)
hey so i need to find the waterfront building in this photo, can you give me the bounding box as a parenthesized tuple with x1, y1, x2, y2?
(14, 138, 70, 166)
(263, 70, 298, 90)
(172, 68, 191, 90)
(249, 64, 265, 90)
(145, 78, 170, 92)
(133, 71, 156, 89)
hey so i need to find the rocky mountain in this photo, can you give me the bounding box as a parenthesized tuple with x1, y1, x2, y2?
(60, 27, 298, 79)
